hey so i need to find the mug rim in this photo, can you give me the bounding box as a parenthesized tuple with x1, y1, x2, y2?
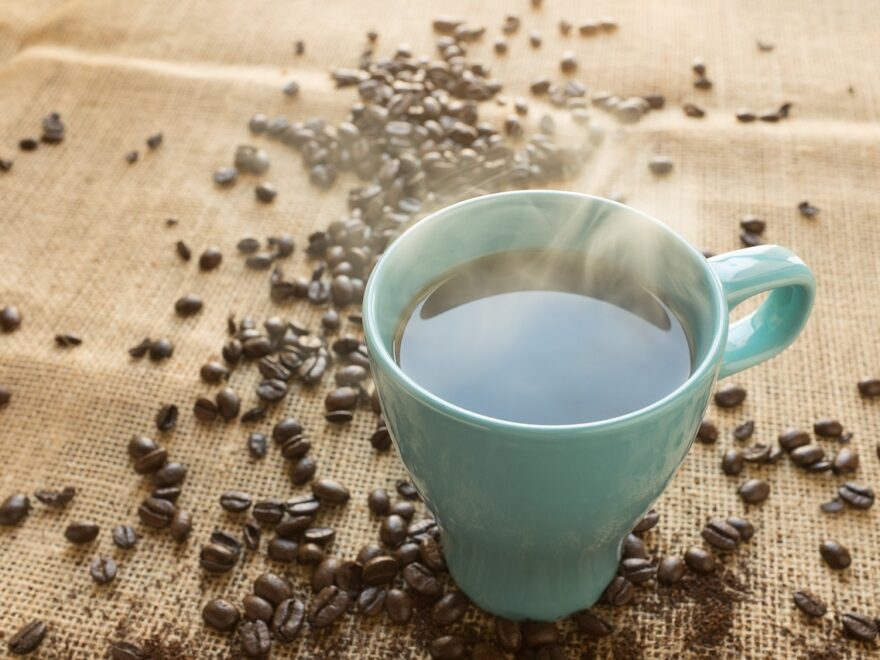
(363, 190, 728, 433)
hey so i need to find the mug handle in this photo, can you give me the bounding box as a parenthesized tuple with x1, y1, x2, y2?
(708, 245, 816, 379)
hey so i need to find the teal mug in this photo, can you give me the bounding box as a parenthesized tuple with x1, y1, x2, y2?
(362, 191, 815, 621)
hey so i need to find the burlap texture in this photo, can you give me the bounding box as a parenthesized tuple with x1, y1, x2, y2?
(1, 0, 879, 657)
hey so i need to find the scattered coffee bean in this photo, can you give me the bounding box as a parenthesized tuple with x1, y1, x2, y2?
(657, 556, 686, 584)
(601, 575, 634, 605)
(790, 444, 825, 468)
(8, 619, 47, 655)
(0, 386, 9, 407)
(138, 496, 174, 528)
(814, 418, 843, 437)
(216, 387, 241, 421)
(730, 420, 755, 441)
(820, 498, 844, 514)
(857, 378, 880, 397)
(632, 510, 659, 534)
(798, 201, 819, 218)
(238, 619, 271, 657)
(684, 546, 716, 574)
(722, 447, 745, 475)
(357, 586, 386, 617)
(200, 360, 229, 383)
(396, 479, 419, 500)
(147, 338, 173, 361)
(34, 486, 75, 507)
(65, 520, 100, 543)
(197, 247, 222, 271)
(701, 519, 741, 551)
(403, 562, 442, 595)
(272, 598, 305, 642)
(819, 540, 851, 569)
(744, 443, 772, 463)
(235, 145, 270, 174)
(363, 555, 399, 585)
(153, 461, 186, 487)
(726, 516, 754, 541)
(715, 383, 746, 407)
(620, 557, 656, 583)
(125, 150, 139, 163)
(254, 572, 292, 606)
(155, 403, 178, 432)
(368, 488, 391, 515)
(648, 156, 673, 175)
(683, 103, 705, 118)
(841, 612, 878, 642)
(312, 478, 350, 504)
(109, 641, 147, 660)
(202, 598, 240, 632)
(696, 419, 718, 443)
(268, 537, 298, 563)
(739, 478, 770, 504)
(779, 428, 810, 452)
(1, 305, 22, 332)
(255, 182, 277, 203)
(214, 166, 238, 185)
(572, 609, 614, 636)
(430, 635, 467, 659)
(560, 51, 577, 72)
(174, 294, 203, 317)
(309, 585, 351, 628)
(838, 482, 874, 509)
(793, 590, 827, 618)
(112, 524, 138, 549)
(169, 510, 192, 543)
(55, 333, 82, 347)
(623, 534, 648, 560)
(145, 132, 162, 149)
(386, 588, 413, 623)
(242, 595, 273, 623)
(832, 447, 859, 474)
(193, 397, 219, 422)
(90, 556, 117, 584)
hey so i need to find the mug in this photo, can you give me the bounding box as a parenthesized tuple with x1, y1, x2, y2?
(362, 191, 815, 621)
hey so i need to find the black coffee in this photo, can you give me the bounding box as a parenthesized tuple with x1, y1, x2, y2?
(394, 250, 692, 425)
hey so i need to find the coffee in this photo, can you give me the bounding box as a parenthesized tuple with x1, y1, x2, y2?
(395, 250, 692, 425)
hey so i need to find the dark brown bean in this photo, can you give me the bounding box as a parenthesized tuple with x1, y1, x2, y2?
(722, 447, 745, 475)
(832, 447, 859, 474)
(243, 595, 274, 622)
(738, 478, 770, 504)
(657, 556, 686, 584)
(155, 403, 178, 431)
(632, 510, 659, 534)
(0, 494, 30, 525)
(216, 387, 241, 421)
(857, 378, 880, 397)
(684, 546, 716, 574)
(309, 585, 351, 628)
(112, 524, 138, 549)
(429, 635, 467, 659)
(254, 573, 292, 606)
(620, 557, 656, 583)
(363, 555, 399, 585)
(312, 558, 341, 593)
(432, 590, 469, 625)
(220, 490, 252, 513)
(380, 514, 407, 546)
(253, 499, 284, 525)
(403, 562, 441, 595)
(174, 294, 203, 317)
(109, 641, 147, 660)
(312, 478, 350, 504)
(272, 598, 305, 642)
(714, 384, 746, 407)
(819, 540, 851, 569)
(237, 620, 271, 657)
(368, 488, 391, 515)
(793, 590, 827, 618)
(572, 609, 614, 636)
(726, 516, 754, 541)
(814, 418, 843, 437)
(8, 620, 47, 655)
(357, 586, 386, 616)
(523, 621, 559, 647)
(65, 520, 100, 543)
(623, 533, 648, 559)
(842, 612, 878, 642)
(601, 575, 634, 605)
(744, 443, 771, 463)
(153, 461, 186, 487)
(696, 419, 718, 444)
(386, 588, 413, 623)
(701, 519, 741, 551)
(839, 482, 874, 509)
(169, 510, 192, 543)
(267, 537, 298, 563)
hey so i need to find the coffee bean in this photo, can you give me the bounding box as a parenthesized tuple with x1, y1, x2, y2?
(241, 521, 260, 550)
(335, 560, 364, 592)
(396, 479, 419, 500)
(388, 501, 415, 522)
(154, 403, 178, 432)
(240, 406, 265, 424)
(254, 182, 277, 203)
(601, 575, 634, 606)
(696, 419, 718, 444)
(798, 201, 819, 218)
(736, 109, 756, 122)
(213, 166, 237, 186)
(793, 590, 827, 618)
(403, 562, 441, 595)
(258, 357, 289, 382)
(790, 444, 825, 467)
(683, 103, 705, 118)
(153, 461, 186, 487)
(620, 557, 656, 583)
(739, 216, 765, 235)
(744, 443, 771, 463)
(169, 510, 192, 543)
(34, 486, 75, 507)
(733, 420, 755, 440)
(18, 137, 39, 151)
(272, 598, 304, 642)
(356, 543, 384, 566)
(738, 478, 770, 504)
(304, 527, 336, 546)
(521, 621, 559, 648)
(254, 572, 292, 606)
(174, 294, 203, 317)
(109, 641, 146, 660)
(393, 542, 421, 567)
(360, 555, 398, 585)
(370, 425, 392, 451)
(0, 159, 11, 172)
(268, 537, 298, 563)
(238, 619, 271, 657)
(857, 378, 880, 397)
(819, 540, 851, 569)
(560, 51, 577, 72)
(90, 556, 117, 584)
(839, 432, 853, 444)
(112, 524, 138, 549)
(701, 519, 741, 551)
(684, 547, 716, 574)
(256, 379, 288, 403)
(723, 517, 752, 542)
(309, 585, 350, 628)
(250, 499, 283, 525)
(572, 610, 614, 637)
(429, 635, 466, 659)
(201, 598, 240, 632)
(193, 397, 219, 422)
(632, 510, 659, 534)
(55, 333, 83, 347)
(200, 542, 238, 573)
(151, 486, 180, 502)
(273, 417, 304, 444)
(357, 586, 386, 616)
(216, 387, 241, 420)
(0, 386, 10, 407)
(65, 521, 99, 543)
(821, 498, 844, 514)
(8, 620, 47, 655)
(380, 514, 407, 546)
(714, 383, 746, 407)
(138, 496, 174, 528)
(648, 156, 673, 175)
(285, 495, 320, 517)
(1, 305, 22, 332)
(722, 447, 745, 475)
(312, 478, 350, 504)
(814, 418, 842, 437)
(311, 557, 341, 593)
(386, 588, 413, 623)
(407, 517, 438, 540)
(290, 457, 317, 485)
(146, 338, 173, 361)
(841, 612, 878, 642)
(657, 556, 686, 584)
(779, 429, 810, 452)
(0, 494, 30, 525)
(623, 533, 648, 559)
(832, 447, 859, 474)
(368, 488, 391, 515)
(839, 482, 874, 509)
(241, 595, 273, 623)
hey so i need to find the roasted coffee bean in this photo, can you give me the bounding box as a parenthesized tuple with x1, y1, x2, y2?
(356, 543, 384, 565)
(740, 230, 764, 247)
(34, 486, 75, 507)
(237, 237, 261, 254)
(243, 595, 274, 622)
(252, 499, 284, 525)
(739, 216, 766, 235)
(0, 386, 9, 406)
(303, 527, 336, 546)
(153, 461, 186, 487)
(495, 618, 523, 651)
(793, 590, 827, 618)
(312, 558, 341, 592)
(335, 365, 368, 387)
(309, 585, 351, 628)
(216, 387, 241, 420)
(65, 521, 99, 543)
(725, 516, 754, 541)
(242, 336, 272, 360)
(256, 379, 287, 403)
(407, 518, 438, 540)
(312, 478, 350, 504)
(321, 309, 341, 331)
(841, 612, 878, 642)
(240, 405, 266, 424)
(522, 621, 560, 648)
(213, 166, 237, 186)
(238, 620, 271, 657)
(255, 182, 277, 203)
(8, 619, 47, 655)
(380, 514, 407, 546)
(403, 562, 441, 595)
(155, 403, 178, 432)
(648, 156, 673, 175)
(632, 510, 659, 534)
(197, 247, 222, 271)
(276, 515, 313, 539)
(202, 598, 240, 632)
(701, 519, 741, 551)
(743, 443, 771, 463)
(623, 533, 648, 560)
(363, 555, 399, 585)
(821, 498, 844, 513)
(174, 294, 203, 317)
(736, 109, 757, 122)
(819, 540, 851, 569)
(396, 479, 419, 500)
(839, 482, 874, 509)
(857, 378, 880, 397)
(273, 417, 304, 443)
(839, 432, 853, 444)
(393, 542, 421, 567)
(620, 557, 656, 583)
(357, 586, 386, 616)
(696, 419, 718, 444)
(814, 418, 843, 437)
(272, 598, 305, 642)
(790, 444, 825, 467)
(325, 409, 353, 423)
(738, 478, 770, 504)
(0, 305, 22, 332)
(684, 547, 716, 574)
(383, 587, 412, 624)
(19, 137, 39, 151)
(779, 429, 810, 452)
(390, 501, 415, 521)
(258, 357, 290, 382)
(193, 397, 219, 422)
(657, 556, 686, 584)
(429, 635, 467, 659)
(245, 432, 268, 460)
(714, 383, 746, 407)
(112, 524, 138, 549)
(683, 103, 705, 118)
(268, 537, 298, 563)
(146, 338, 174, 362)
(138, 496, 174, 528)
(601, 575, 634, 606)
(285, 495, 320, 517)
(832, 447, 859, 474)
(200, 361, 229, 383)
(291, 457, 317, 485)
(734, 420, 755, 440)
(722, 447, 745, 475)
(335, 560, 364, 592)
(210, 530, 242, 553)
(169, 510, 192, 543)
(0, 494, 30, 525)
(220, 491, 252, 513)
(90, 556, 117, 584)
(243, 521, 261, 550)
(200, 542, 238, 573)
(109, 641, 146, 660)
(767, 447, 785, 464)
(253, 572, 291, 606)
(368, 488, 391, 515)
(560, 51, 577, 72)
(55, 333, 82, 347)
(370, 425, 392, 451)
(798, 201, 819, 218)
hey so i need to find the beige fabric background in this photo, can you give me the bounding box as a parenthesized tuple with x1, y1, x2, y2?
(1, 0, 879, 657)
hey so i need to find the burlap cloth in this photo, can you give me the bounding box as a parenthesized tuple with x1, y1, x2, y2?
(1, 0, 879, 657)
